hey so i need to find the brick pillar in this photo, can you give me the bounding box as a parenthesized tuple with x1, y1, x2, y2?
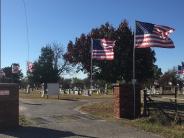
(0, 83, 19, 129)
(113, 83, 141, 119)
(113, 83, 121, 119)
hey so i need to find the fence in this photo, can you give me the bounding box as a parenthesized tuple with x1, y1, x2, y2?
(144, 87, 184, 124)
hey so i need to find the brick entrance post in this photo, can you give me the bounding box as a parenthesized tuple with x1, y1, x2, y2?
(0, 83, 19, 129)
(113, 83, 141, 119)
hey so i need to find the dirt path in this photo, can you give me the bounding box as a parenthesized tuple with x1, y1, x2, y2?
(0, 98, 162, 138)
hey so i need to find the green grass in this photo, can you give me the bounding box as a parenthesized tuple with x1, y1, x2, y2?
(132, 118, 184, 138)
(80, 101, 114, 119)
(19, 115, 32, 126)
(80, 101, 184, 138)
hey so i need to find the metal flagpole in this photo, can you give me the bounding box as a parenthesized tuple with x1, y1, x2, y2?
(0, 0, 1, 69)
(90, 38, 93, 94)
(22, 0, 30, 63)
(132, 21, 136, 119)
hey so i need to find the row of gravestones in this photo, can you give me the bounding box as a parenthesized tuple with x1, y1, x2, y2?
(146, 86, 184, 95)
(59, 89, 102, 96)
(26, 84, 106, 97)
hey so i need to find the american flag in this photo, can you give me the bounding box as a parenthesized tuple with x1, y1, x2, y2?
(27, 62, 34, 72)
(178, 65, 184, 74)
(182, 62, 184, 67)
(0, 69, 5, 77)
(92, 39, 115, 60)
(12, 63, 20, 74)
(135, 21, 175, 48)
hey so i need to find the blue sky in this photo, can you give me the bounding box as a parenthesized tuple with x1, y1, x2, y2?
(1, 0, 184, 78)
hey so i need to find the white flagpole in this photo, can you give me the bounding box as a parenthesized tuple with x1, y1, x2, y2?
(90, 38, 93, 94)
(133, 21, 136, 119)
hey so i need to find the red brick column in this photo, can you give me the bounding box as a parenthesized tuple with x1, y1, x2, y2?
(113, 83, 141, 119)
(113, 84, 121, 119)
(0, 83, 19, 129)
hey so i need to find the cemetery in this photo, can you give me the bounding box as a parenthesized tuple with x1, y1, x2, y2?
(1, 0, 184, 138)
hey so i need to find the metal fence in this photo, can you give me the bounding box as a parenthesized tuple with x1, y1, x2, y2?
(143, 87, 184, 124)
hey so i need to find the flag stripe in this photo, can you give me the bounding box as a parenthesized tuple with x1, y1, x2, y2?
(155, 25, 174, 32)
(136, 39, 173, 45)
(92, 56, 114, 60)
(93, 53, 114, 56)
(92, 50, 113, 52)
(136, 34, 173, 40)
(135, 43, 175, 48)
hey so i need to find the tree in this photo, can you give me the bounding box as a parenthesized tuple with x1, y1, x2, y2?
(59, 78, 72, 89)
(64, 20, 161, 84)
(158, 67, 182, 87)
(20, 77, 29, 89)
(28, 43, 70, 83)
(72, 77, 84, 89)
(2, 65, 23, 83)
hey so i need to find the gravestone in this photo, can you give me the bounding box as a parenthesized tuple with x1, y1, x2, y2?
(83, 89, 90, 96)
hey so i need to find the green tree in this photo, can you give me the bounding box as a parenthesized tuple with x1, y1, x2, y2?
(2, 65, 23, 83)
(28, 43, 70, 83)
(60, 78, 72, 89)
(72, 77, 84, 89)
(158, 67, 181, 86)
(64, 20, 160, 84)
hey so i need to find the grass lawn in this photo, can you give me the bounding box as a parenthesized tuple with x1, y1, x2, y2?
(80, 101, 184, 138)
(80, 101, 114, 119)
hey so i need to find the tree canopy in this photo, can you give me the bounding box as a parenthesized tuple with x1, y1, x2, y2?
(64, 20, 161, 84)
(28, 43, 70, 83)
(158, 67, 183, 87)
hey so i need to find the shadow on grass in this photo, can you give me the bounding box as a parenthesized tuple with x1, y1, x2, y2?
(23, 102, 42, 106)
(0, 126, 97, 138)
(60, 99, 79, 101)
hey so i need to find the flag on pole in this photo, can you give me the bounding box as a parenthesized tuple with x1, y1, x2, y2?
(135, 21, 175, 48)
(27, 62, 34, 72)
(178, 65, 184, 74)
(12, 63, 20, 74)
(182, 62, 184, 67)
(92, 39, 115, 60)
(0, 69, 5, 78)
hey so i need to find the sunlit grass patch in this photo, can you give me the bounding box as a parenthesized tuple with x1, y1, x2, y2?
(80, 101, 184, 138)
(19, 115, 32, 126)
(80, 101, 113, 119)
